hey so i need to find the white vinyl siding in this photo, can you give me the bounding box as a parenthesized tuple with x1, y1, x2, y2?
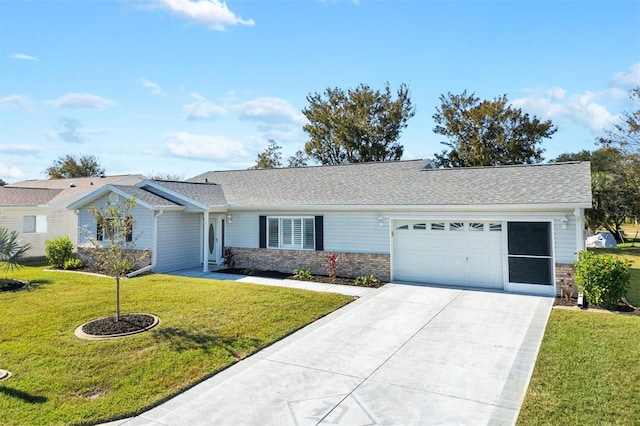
(154, 211, 200, 272)
(75, 193, 153, 249)
(324, 213, 389, 254)
(553, 216, 577, 263)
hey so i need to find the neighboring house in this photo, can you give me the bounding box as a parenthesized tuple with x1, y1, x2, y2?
(68, 160, 592, 296)
(0, 175, 144, 257)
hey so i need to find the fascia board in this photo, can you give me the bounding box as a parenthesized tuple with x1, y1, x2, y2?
(223, 202, 592, 213)
(136, 180, 209, 210)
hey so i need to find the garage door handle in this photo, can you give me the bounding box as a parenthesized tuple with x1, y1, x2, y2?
(466, 256, 469, 262)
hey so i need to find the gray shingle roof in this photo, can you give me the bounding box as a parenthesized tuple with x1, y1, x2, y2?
(187, 160, 592, 207)
(149, 181, 226, 206)
(0, 187, 63, 206)
(110, 185, 182, 208)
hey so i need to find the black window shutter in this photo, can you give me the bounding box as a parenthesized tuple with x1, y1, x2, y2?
(314, 215, 324, 251)
(259, 216, 267, 248)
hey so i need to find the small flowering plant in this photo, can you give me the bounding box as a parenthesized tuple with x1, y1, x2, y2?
(574, 250, 633, 309)
(327, 254, 339, 283)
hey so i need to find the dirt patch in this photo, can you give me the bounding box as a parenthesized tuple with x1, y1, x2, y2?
(216, 268, 385, 287)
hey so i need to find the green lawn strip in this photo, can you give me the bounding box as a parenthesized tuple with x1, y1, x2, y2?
(0, 266, 353, 426)
(589, 247, 640, 307)
(517, 310, 640, 425)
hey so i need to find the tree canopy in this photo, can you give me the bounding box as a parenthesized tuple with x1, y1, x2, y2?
(251, 140, 308, 169)
(432, 91, 557, 167)
(44, 154, 105, 179)
(554, 147, 640, 238)
(302, 83, 415, 165)
(599, 86, 640, 153)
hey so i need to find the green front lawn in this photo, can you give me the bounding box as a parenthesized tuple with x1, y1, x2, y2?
(518, 309, 640, 425)
(0, 265, 353, 425)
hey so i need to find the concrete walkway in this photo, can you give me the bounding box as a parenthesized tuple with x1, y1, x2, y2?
(102, 278, 553, 426)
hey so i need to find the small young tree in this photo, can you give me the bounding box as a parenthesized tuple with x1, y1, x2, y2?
(0, 227, 32, 274)
(83, 197, 145, 321)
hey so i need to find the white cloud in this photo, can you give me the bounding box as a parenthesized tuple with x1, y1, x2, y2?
(513, 88, 617, 132)
(183, 92, 227, 120)
(138, 78, 166, 96)
(164, 132, 251, 160)
(235, 97, 305, 124)
(0, 144, 43, 154)
(0, 162, 26, 180)
(44, 93, 116, 109)
(0, 95, 32, 111)
(611, 62, 640, 87)
(146, 0, 255, 31)
(10, 53, 38, 61)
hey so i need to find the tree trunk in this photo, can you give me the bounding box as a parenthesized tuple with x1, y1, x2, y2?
(115, 277, 120, 322)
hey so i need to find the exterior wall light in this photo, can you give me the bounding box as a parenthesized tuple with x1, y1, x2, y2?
(560, 215, 569, 229)
(378, 215, 384, 226)
(227, 214, 232, 224)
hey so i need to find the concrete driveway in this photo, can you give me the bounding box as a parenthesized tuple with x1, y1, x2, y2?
(110, 284, 553, 426)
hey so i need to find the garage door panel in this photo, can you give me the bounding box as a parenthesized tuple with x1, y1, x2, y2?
(393, 221, 504, 289)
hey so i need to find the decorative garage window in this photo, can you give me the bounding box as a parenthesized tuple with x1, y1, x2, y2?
(507, 222, 552, 286)
(23, 215, 47, 233)
(413, 223, 427, 230)
(489, 223, 502, 231)
(396, 224, 409, 230)
(449, 222, 464, 231)
(267, 217, 315, 250)
(431, 223, 445, 231)
(469, 223, 484, 231)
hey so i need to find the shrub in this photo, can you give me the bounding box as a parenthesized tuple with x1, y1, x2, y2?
(63, 258, 84, 270)
(354, 274, 379, 287)
(574, 250, 632, 309)
(326, 254, 339, 283)
(293, 269, 313, 280)
(44, 236, 74, 269)
(244, 266, 257, 276)
(223, 247, 236, 268)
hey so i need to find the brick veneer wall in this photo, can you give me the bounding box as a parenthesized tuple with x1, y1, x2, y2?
(77, 247, 151, 273)
(230, 247, 391, 281)
(556, 263, 576, 297)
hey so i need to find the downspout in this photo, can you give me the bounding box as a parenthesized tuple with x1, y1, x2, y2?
(128, 209, 162, 278)
(203, 211, 209, 272)
(152, 209, 164, 270)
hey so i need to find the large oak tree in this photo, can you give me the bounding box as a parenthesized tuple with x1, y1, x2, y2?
(44, 154, 105, 179)
(433, 91, 556, 167)
(302, 83, 415, 165)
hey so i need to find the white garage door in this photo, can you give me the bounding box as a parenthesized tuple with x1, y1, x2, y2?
(393, 220, 504, 289)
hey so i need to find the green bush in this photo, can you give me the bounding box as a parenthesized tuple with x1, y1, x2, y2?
(44, 236, 74, 269)
(574, 250, 633, 309)
(63, 258, 84, 270)
(292, 269, 313, 280)
(354, 274, 379, 287)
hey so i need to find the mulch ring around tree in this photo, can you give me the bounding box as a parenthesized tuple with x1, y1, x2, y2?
(0, 280, 29, 293)
(75, 314, 160, 340)
(554, 296, 638, 314)
(216, 268, 386, 288)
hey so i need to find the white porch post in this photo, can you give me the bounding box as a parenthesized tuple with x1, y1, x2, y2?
(203, 211, 209, 272)
(574, 207, 585, 258)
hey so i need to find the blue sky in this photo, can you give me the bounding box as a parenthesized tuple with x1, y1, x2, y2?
(1, 0, 639, 182)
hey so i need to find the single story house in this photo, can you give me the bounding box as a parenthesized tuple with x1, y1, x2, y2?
(0, 175, 144, 257)
(68, 160, 592, 296)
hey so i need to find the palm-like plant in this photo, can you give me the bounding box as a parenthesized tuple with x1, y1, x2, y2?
(0, 227, 32, 274)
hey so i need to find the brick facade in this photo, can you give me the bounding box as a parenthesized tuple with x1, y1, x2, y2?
(555, 263, 576, 298)
(230, 247, 391, 281)
(77, 247, 151, 273)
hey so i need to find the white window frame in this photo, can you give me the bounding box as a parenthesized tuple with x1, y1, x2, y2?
(23, 215, 48, 233)
(267, 216, 315, 250)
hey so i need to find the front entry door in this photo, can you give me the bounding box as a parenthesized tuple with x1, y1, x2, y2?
(207, 216, 222, 265)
